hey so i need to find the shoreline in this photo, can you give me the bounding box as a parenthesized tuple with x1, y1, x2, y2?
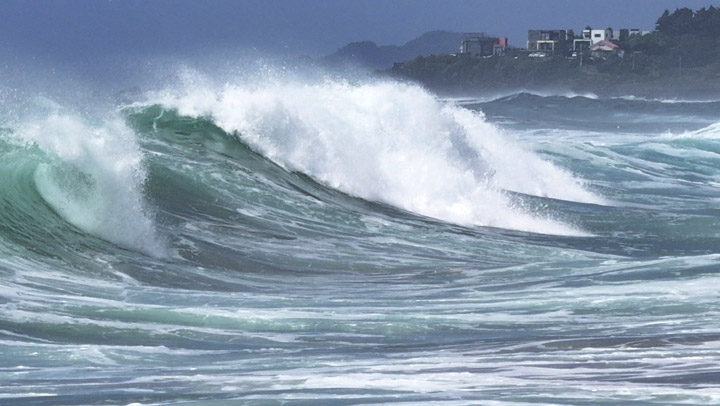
(385, 54, 720, 100)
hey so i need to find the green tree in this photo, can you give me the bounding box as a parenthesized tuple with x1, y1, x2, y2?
(656, 7, 694, 34)
(694, 6, 720, 36)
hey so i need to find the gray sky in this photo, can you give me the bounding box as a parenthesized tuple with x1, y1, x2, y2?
(1, 0, 718, 60)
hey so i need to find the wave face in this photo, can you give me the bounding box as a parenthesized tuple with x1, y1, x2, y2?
(2, 72, 720, 406)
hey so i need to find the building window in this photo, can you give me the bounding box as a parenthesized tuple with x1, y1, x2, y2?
(594, 33, 601, 38)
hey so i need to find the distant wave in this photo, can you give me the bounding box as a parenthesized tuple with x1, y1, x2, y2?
(613, 95, 720, 104)
(445, 90, 600, 105)
(450, 91, 720, 107)
(666, 121, 720, 139)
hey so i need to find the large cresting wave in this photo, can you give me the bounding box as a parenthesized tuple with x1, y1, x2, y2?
(150, 76, 605, 235)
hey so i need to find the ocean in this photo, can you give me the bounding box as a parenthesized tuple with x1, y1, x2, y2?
(2, 71, 720, 405)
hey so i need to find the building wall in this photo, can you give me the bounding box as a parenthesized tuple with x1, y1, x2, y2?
(461, 35, 502, 56)
(573, 38, 592, 51)
(589, 29, 613, 44)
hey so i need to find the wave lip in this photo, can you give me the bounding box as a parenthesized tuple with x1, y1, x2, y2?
(18, 112, 166, 256)
(150, 77, 603, 236)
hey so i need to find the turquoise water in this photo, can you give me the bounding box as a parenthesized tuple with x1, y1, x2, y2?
(1, 76, 719, 405)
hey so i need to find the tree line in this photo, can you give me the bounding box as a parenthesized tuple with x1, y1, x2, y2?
(621, 6, 720, 68)
(656, 6, 720, 36)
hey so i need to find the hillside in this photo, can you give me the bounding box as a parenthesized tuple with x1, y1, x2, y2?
(388, 7, 720, 98)
(323, 31, 464, 70)
(388, 51, 720, 98)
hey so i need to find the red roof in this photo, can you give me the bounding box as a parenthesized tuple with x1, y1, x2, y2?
(590, 40, 619, 50)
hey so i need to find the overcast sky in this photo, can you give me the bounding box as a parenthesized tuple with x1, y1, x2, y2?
(2, 0, 719, 59)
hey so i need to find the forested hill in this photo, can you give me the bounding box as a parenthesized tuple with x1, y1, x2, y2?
(388, 7, 720, 98)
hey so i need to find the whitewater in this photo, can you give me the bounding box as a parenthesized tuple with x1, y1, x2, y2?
(2, 70, 720, 405)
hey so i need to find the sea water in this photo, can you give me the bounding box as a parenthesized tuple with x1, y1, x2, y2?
(1, 69, 720, 405)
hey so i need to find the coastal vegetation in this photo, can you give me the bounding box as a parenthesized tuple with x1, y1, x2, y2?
(624, 6, 720, 68)
(388, 6, 720, 97)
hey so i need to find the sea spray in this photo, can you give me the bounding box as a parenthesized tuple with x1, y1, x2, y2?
(150, 77, 603, 235)
(450, 107, 603, 204)
(18, 111, 166, 256)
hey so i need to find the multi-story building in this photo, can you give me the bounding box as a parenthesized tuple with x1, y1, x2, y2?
(460, 33, 508, 56)
(527, 30, 569, 54)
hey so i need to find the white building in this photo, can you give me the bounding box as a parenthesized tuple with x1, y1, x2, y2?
(583, 28, 614, 45)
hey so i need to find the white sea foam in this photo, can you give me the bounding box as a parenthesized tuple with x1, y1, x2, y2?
(522, 89, 599, 100)
(151, 75, 604, 235)
(667, 121, 720, 139)
(614, 95, 720, 104)
(18, 111, 166, 256)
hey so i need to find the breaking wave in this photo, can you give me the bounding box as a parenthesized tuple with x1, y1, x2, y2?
(147, 76, 603, 235)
